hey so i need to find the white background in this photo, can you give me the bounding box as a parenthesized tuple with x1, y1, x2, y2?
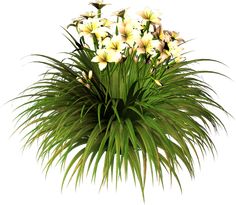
(0, 0, 236, 204)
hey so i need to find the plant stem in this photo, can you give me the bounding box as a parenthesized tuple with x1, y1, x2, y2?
(145, 21, 151, 32)
(106, 64, 112, 96)
(92, 34, 98, 50)
(98, 9, 101, 18)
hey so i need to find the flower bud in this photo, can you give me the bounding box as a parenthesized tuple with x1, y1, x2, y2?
(77, 78, 85, 84)
(154, 79, 162, 86)
(85, 84, 91, 89)
(82, 71, 87, 80)
(88, 70, 93, 80)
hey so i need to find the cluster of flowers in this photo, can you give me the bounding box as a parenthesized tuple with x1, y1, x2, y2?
(69, 0, 185, 71)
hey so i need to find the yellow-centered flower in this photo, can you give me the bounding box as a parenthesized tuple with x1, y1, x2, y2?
(167, 41, 183, 60)
(119, 24, 139, 46)
(170, 31, 185, 44)
(157, 50, 170, 64)
(121, 17, 142, 30)
(160, 30, 184, 44)
(138, 8, 161, 24)
(100, 18, 113, 28)
(159, 30, 172, 43)
(77, 19, 102, 36)
(93, 27, 108, 41)
(136, 32, 157, 54)
(92, 49, 119, 71)
(103, 36, 125, 53)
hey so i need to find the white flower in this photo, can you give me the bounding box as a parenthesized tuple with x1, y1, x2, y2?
(92, 49, 120, 70)
(118, 23, 139, 46)
(77, 19, 108, 42)
(138, 8, 161, 24)
(93, 27, 108, 40)
(100, 18, 113, 28)
(103, 36, 126, 53)
(152, 39, 164, 52)
(167, 41, 183, 59)
(136, 32, 157, 55)
(77, 19, 102, 36)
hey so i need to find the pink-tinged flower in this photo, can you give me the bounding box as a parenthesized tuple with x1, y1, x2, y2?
(158, 50, 170, 64)
(171, 31, 185, 44)
(136, 32, 157, 55)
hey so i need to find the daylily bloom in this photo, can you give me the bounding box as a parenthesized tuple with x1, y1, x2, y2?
(89, 0, 110, 9)
(92, 49, 119, 70)
(100, 18, 113, 28)
(103, 36, 125, 53)
(159, 30, 172, 43)
(138, 8, 161, 24)
(121, 17, 141, 30)
(136, 32, 158, 54)
(152, 24, 162, 38)
(67, 17, 83, 29)
(80, 11, 96, 19)
(167, 40, 183, 59)
(119, 24, 139, 46)
(77, 19, 108, 41)
(77, 19, 102, 36)
(113, 8, 128, 18)
(170, 31, 185, 44)
(153, 39, 164, 52)
(93, 27, 108, 41)
(158, 50, 170, 64)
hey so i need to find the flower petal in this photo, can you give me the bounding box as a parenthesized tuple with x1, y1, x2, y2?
(98, 62, 107, 71)
(92, 56, 100, 62)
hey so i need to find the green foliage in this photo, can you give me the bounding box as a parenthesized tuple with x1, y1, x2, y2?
(14, 31, 228, 200)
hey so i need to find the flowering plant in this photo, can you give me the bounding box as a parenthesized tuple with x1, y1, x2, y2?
(14, 0, 228, 200)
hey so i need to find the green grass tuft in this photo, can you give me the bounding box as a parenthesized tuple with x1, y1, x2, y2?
(13, 31, 229, 200)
